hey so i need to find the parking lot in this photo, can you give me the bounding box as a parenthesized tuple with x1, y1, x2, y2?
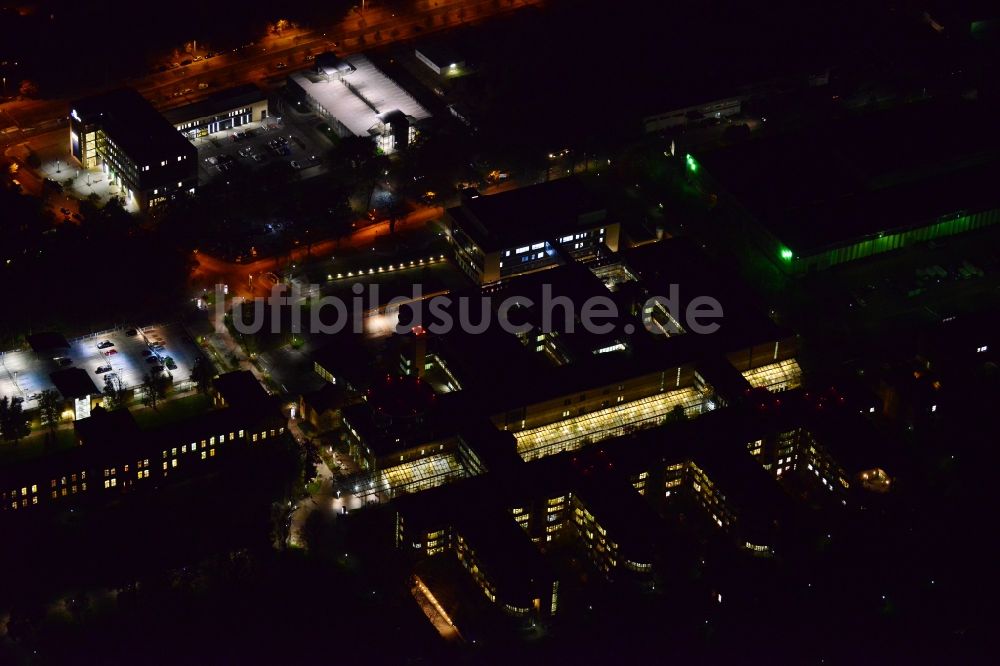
(194, 115, 330, 185)
(0, 323, 204, 411)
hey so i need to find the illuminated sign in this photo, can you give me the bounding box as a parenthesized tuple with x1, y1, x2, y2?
(70, 109, 81, 122)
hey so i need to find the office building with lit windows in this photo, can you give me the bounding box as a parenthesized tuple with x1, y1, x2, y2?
(445, 178, 621, 284)
(69, 87, 197, 211)
(372, 236, 902, 633)
(394, 479, 558, 624)
(0, 371, 285, 515)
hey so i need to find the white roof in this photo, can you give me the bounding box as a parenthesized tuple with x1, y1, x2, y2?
(291, 54, 431, 137)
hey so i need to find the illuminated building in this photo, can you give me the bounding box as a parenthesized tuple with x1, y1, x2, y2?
(394, 480, 558, 623)
(696, 98, 1000, 272)
(570, 470, 659, 583)
(69, 87, 197, 211)
(444, 178, 621, 285)
(298, 384, 349, 434)
(312, 332, 374, 392)
(164, 83, 269, 139)
(414, 245, 798, 463)
(0, 372, 285, 515)
(287, 53, 430, 153)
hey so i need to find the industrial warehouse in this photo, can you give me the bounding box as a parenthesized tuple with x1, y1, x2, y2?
(697, 98, 1000, 272)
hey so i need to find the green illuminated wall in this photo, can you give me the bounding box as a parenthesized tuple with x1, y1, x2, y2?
(786, 207, 1000, 272)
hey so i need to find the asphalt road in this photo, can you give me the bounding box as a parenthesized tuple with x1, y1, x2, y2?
(190, 205, 445, 299)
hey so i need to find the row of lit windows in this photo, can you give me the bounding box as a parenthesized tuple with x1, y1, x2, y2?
(4, 426, 282, 511)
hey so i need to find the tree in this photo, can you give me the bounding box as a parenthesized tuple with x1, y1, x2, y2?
(0, 396, 31, 446)
(191, 356, 215, 395)
(18, 79, 39, 99)
(327, 192, 355, 244)
(385, 198, 412, 234)
(665, 404, 687, 423)
(103, 374, 129, 410)
(303, 440, 320, 484)
(141, 371, 171, 410)
(38, 389, 61, 441)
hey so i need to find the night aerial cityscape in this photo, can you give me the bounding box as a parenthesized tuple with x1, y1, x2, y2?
(0, 0, 997, 662)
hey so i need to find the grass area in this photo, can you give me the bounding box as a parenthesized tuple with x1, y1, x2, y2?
(132, 393, 213, 430)
(0, 426, 77, 465)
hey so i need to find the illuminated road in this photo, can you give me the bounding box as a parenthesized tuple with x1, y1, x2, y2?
(190, 206, 444, 299)
(0, 0, 544, 148)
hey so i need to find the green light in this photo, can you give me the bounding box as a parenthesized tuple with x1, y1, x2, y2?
(685, 153, 699, 173)
(780, 248, 794, 261)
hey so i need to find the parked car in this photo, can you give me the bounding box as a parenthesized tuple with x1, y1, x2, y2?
(97, 340, 114, 349)
(96, 366, 112, 374)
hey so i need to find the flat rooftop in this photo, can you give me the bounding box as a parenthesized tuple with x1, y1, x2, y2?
(700, 98, 1000, 255)
(73, 87, 195, 165)
(162, 84, 266, 125)
(415, 42, 464, 68)
(290, 54, 430, 138)
(49, 368, 100, 401)
(449, 177, 608, 252)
